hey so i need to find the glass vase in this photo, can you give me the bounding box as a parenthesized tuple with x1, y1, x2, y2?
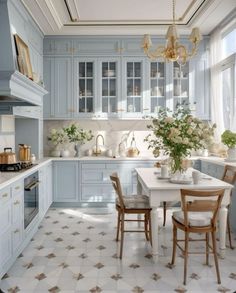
(74, 143, 82, 157)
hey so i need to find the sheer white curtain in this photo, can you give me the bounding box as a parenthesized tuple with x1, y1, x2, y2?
(210, 28, 224, 142)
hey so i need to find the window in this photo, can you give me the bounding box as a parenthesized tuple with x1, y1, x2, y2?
(220, 26, 236, 131)
(222, 27, 236, 59)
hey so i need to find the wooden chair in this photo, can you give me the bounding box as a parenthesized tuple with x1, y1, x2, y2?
(110, 172, 152, 259)
(221, 165, 236, 249)
(170, 188, 225, 285)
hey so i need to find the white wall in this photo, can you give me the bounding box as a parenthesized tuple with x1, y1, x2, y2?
(43, 120, 154, 157)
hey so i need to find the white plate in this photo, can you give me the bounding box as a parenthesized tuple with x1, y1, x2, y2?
(157, 176, 171, 180)
(169, 178, 192, 185)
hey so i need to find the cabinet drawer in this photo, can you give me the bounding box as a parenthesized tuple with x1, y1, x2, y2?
(81, 185, 115, 202)
(81, 163, 106, 169)
(11, 180, 24, 198)
(0, 187, 11, 205)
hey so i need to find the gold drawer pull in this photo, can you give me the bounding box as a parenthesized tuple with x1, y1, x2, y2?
(14, 200, 20, 205)
(2, 193, 8, 198)
(15, 186, 20, 190)
(14, 229, 20, 234)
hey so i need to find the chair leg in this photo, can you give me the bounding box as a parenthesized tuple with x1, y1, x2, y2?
(116, 211, 120, 241)
(206, 232, 209, 266)
(119, 213, 125, 259)
(163, 201, 167, 226)
(171, 224, 177, 265)
(144, 213, 149, 241)
(227, 210, 234, 249)
(183, 232, 189, 286)
(211, 231, 221, 284)
(149, 213, 152, 246)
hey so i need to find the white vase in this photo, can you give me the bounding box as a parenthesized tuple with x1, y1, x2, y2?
(226, 147, 236, 161)
(61, 149, 70, 157)
(50, 149, 61, 157)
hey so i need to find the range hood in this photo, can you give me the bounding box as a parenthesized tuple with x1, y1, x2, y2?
(0, 0, 47, 114)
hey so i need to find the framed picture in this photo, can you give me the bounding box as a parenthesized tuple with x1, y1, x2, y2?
(14, 34, 33, 80)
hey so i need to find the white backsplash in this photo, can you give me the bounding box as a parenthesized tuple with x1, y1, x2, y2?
(0, 116, 15, 152)
(43, 120, 154, 157)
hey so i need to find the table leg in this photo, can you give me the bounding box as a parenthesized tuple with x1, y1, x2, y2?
(151, 207, 159, 263)
(219, 205, 228, 257)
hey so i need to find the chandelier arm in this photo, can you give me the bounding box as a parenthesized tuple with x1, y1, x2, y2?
(144, 46, 166, 60)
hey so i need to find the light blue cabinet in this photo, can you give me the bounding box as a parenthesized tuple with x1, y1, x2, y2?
(43, 57, 73, 118)
(53, 161, 79, 202)
(200, 161, 224, 179)
(43, 37, 210, 120)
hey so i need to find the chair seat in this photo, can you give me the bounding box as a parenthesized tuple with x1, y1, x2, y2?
(173, 210, 213, 227)
(116, 195, 150, 209)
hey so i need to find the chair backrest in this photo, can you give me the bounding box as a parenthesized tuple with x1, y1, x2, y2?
(222, 165, 236, 185)
(180, 189, 225, 227)
(110, 172, 125, 209)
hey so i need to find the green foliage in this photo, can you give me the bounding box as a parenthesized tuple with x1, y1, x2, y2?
(221, 130, 236, 148)
(63, 123, 93, 144)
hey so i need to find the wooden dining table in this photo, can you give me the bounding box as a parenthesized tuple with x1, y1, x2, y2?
(136, 167, 233, 263)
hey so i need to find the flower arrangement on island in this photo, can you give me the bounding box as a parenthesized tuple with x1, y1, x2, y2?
(145, 106, 216, 173)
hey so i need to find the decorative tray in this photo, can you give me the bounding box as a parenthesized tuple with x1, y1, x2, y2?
(169, 178, 192, 185)
(157, 176, 171, 180)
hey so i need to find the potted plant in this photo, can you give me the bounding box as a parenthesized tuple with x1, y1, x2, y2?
(221, 130, 236, 161)
(64, 123, 93, 157)
(47, 128, 68, 157)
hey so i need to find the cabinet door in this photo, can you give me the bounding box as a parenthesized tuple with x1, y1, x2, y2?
(98, 59, 120, 117)
(73, 58, 96, 117)
(46, 163, 53, 208)
(172, 61, 189, 110)
(0, 228, 12, 270)
(53, 161, 79, 202)
(122, 59, 145, 117)
(148, 61, 166, 114)
(43, 57, 54, 118)
(54, 58, 73, 118)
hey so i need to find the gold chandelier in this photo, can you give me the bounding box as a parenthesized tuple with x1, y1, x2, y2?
(142, 0, 202, 64)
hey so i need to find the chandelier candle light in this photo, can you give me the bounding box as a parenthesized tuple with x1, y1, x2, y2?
(142, 0, 202, 64)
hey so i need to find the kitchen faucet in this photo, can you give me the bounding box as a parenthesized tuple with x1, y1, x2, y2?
(93, 134, 105, 156)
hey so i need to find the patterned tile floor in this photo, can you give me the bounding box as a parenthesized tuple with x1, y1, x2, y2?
(0, 207, 236, 293)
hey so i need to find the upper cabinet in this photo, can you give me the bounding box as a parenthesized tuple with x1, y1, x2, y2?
(43, 37, 210, 120)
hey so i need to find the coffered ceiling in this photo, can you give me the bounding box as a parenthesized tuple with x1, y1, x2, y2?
(21, 0, 236, 35)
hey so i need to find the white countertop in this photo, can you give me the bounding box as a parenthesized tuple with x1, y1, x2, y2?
(0, 155, 235, 190)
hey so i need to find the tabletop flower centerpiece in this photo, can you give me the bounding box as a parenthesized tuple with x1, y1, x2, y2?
(63, 123, 93, 157)
(221, 130, 236, 161)
(47, 128, 68, 157)
(145, 106, 216, 175)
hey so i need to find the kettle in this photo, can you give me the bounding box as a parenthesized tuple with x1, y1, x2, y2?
(126, 134, 140, 157)
(18, 144, 31, 161)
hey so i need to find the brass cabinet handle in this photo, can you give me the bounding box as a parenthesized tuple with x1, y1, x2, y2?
(2, 193, 8, 198)
(14, 200, 20, 205)
(14, 229, 20, 234)
(15, 186, 20, 190)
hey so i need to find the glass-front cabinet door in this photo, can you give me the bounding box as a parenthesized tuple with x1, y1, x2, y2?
(150, 61, 165, 114)
(173, 61, 189, 110)
(122, 59, 145, 117)
(74, 58, 96, 117)
(98, 59, 120, 117)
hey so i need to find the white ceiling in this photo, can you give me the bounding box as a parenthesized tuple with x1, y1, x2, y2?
(21, 0, 236, 36)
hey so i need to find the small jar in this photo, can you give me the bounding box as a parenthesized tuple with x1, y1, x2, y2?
(30, 154, 36, 163)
